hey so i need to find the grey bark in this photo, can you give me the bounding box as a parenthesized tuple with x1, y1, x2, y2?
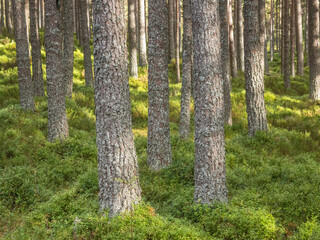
(13, 0, 35, 111)
(138, 0, 147, 67)
(29, 0, 44, 97)
(63, 0, 75, 97)
(296, 0, 304, 75)
(308, 0, 320, 100)
(270, 0, 274, 61)
(147, 0, 172, 170)
(179, 0, 193, 139)
(228, 0, 238, 78)
(291, 0, 296, 77)
(244, 0, 268, 136)
(92, 0, 142, 217)
(45, 0, 69, 141)
(175, 0, 180, 82)
(192, 0, 228, 204)
(237, 0, 244, 71)
(283, 0, 291, 88)
(128, 0, 138, 78)
(80, 0, 93, 87)
(264, 24, 269, 74)
(168, 0, 175, 60)
(1, 0, 4, 28)
(5, 0, 12, 33)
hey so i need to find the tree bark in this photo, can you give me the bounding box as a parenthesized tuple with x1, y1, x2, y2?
(175, 0, 180, 82)
(138, 0, 147, 67)
(270, 0, 274, 61)
(244, 0, 268, 136)
(179, 0, 193, 139)
(45, 0, 69, 141)
(168, 0, 175, 60)
(283, 0, 291, 88)
(29, 0, 44, 97)
(228, 0, 238, 78)
(192, 0, 228, 204)
(92, 0, 142, 217)
(308, 0, 320, 100)
(296, 0, 304, 76)
(13, 0, 35, 111)
(5, 0, 12, 33)
(237, 0, 244, 71)
(1, 0, 4, 28)
(291, 0, 296, 77)
(147, 0, 172, 170)
(80, 0, 93, 86)
(63, 0, 75, 97)
(128, 0, 138, 78)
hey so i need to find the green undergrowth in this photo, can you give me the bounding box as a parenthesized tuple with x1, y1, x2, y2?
(1, 35, 320, 239)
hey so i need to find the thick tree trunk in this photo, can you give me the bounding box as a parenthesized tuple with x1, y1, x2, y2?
(308, 0, 320, 100)
(283, 0, 291, 88)
(244, 0, 268, 136)
(92, 0, 142, 218)
(29, 0, 44, 97)
(291, 0, 296, 77)
(175, 0, 180, 82)
(221, 0, 232, 125)
(179, 0, 193, 139)
(13, 0, 34, 111)
(192, 0, 228, 204)
(228, 0, 238, 78)
(45, 0, 69, 141)
(138, 0, 147, 67)
(63, 0, 75, 97)
(147, 0, 172, 170)
(128, 0, 138, 78)
(5, 0, 12, 33)
(168, 0, 175, 60)
(296, 0, 304, 76)
(270, 0, 274, 61)
(80, 0, 93, 86)
(237, 0, 244, 71)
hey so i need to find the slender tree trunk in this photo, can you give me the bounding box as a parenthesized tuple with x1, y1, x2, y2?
(296, 0, 304, 75)
(284, 0, 291, 88)
(228, 0, 238, 78)
(192, 0, 228, 204)
(5, 0, 12, 33)
(244, 0, 268, 136)
(291, 0, 296, 77)
(305, 1, 308, 63)
(128, 0, 138, 78)
(270, 0, 274, 61)
(138, 0, 147, 67)
(63, 0, 75, 97)
(147, 0, 172, 170)
(234, 0, 238, 57)
(265, 22, 269, 74)
(281, 0, 285, 74)
(237, 0, 244, 71)
(80, 0, 93, 86)
(25, 0, 29, 43)
(308, 0, 320, 100)
(13, 0, 35, 111)
(168, 0, 175, 60)
(175, 0, 180, 82)
(1, 0, 4, 28)
(45, 0, 69, 141)
(179, 0, 193, 139)
(92, 0, 142, 218)
(29, 0, 44, 97)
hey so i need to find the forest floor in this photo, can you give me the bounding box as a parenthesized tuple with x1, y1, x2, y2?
(1, 33, 320, 239)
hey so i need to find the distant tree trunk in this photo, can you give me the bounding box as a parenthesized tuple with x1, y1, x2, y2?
(80, 0, 93, 86)
(265, 23, 269, 74)
(228, 0, 238, 78)
(128, 0, 138, 78)
(179, 0, 192, 139)
(45, 0, 69, 141)
(221, 0, 232, 125)
(92, 0, 142, 218)
(13, 0, 35, 111)
(1, 0, 4, 28)
(138, 0, 147, 67)
(148, 0, 172, 170)
(63, 0, 75, 97)
(5, 0, 12, 33)
(291, 0, 296, 77)
(305, 1, 308, 63)
(234, 0, 238, 57)
(237, 0, 244, 71)
(168, 0, 175, 60)
(40, 0, 44, 28)
(296, 0, 304, 75)
(244, 0, 268, 136)
(308, 0, 320, 100)
(276, 0, 280, 52)
(283, 0, 291, 88)
(25, 0, 29, 43)
(192, 0, 228, 204)
(270, 0, 274, 61)
(175, 0, 180, 82)
(29, 0, 44, 97)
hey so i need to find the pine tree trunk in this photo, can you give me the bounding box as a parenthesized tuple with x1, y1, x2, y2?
(168, 0, 175, 60)
(296, 0, 304, 76)
(175, 0, 180, 82)
(63, 0, 75, 97)
(308, 0, 320, 100)
(92, 0, 142, 217)
(5, 0, 12, 33)
(80, 0, 93, 86)
(138, 0, 147, 67)
(1, 0, 4, 28)
(221, 0, 232, 125)
(13, 0, 35, 111)
(128, 0, 138, 78)
(244, 0, 268, 136)
(237, 0, 244, 71)
(283, 0, 291, 88)
(265, 23, 269, 74)
(45, 0, 69, 141)
(291, 0, 296, 77)
(228, 0, 238, 78)
(192, 0, 228, 204)
(29, 0, 44, 97)
(179, 0, 192, 139)
(305, 1, 308, 63)
(270, 0, 274, 61)
(147, 0, 172, 170)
